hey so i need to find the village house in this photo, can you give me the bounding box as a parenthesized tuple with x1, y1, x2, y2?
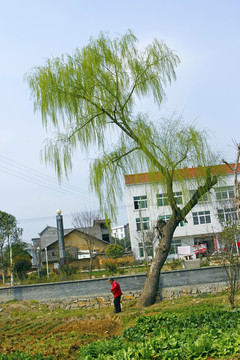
(30, 219, 111, 270)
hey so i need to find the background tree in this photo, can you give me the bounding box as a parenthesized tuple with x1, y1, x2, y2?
(0, 211, 23, 285)
(114, 237, 131, 251)
(137, 225, 158, 274)
(218, 221, 240, 308)
(105, 244, 124, 259)
(72, 210, 101, 278)
(27, 30, 219, 306)
(223, 142, 240, 217)
(13, 255, 32, 281)
(0, 233, 8, 284)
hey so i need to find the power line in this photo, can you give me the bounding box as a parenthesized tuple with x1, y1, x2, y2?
(0, 155, 87, 193)
(18, 213, 73, 224)
(18, 205, 127, 224)
(0, 155, 96, 201)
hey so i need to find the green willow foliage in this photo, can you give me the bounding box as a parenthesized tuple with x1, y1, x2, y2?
(26, 30, 218, 221)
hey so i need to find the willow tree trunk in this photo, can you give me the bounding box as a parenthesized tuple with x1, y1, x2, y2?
(138, 221, 177, 307)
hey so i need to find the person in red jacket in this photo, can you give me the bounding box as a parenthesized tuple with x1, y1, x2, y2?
(109, 278, 122, 313)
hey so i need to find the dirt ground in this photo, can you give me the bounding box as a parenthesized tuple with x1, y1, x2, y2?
(0, 302, 123, 359)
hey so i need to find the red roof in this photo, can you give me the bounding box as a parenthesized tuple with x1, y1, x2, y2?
(125, 163, 240, 185)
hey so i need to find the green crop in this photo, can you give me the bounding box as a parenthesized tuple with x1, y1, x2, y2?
(77, 309, 240, 359)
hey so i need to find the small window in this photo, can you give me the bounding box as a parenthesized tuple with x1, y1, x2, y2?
(174, 192, 183, 205)
(138, 242, 153, 258)
(134, 195, 147, 209)
(158, 215, 186, 227)
(190, 190, 209, 203)
(157, 192, 182, 206)
(215, 186, 234, 201)
(158, 215, 171, 222)
(169, 239, 182, 255)
(102, 234, 110, 242)
(157, 194, 169, 206)
(193, 211, 211, 225)
(217, 208, 238, 223)
(136, 217, 150, 231)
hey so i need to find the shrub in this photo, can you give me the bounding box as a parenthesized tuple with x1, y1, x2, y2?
(200, 258, 211, 267)
(61, 263, 78, 275)
(27, 272, 38, 281)
(168, 258, 183, 270)
(116, 256, 134, 267)
(105, 244, 124, 259)
(101, 258, 118, 273)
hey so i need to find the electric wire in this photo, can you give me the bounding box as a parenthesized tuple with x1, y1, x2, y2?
(0, 155, 96, 201)
(17, 205, 127, 224)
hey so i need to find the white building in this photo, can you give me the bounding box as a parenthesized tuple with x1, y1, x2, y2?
(125, 164, 239, 261)
(112, 225, 125, 240)
(111, 224, 130, 242)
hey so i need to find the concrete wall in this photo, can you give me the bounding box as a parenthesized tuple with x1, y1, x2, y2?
(0, 266, 227, 304)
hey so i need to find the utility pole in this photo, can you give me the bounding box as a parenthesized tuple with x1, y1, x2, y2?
(37, 246, 42, 278)
(45, 247, 49, 279)
(139, 206, 149, 270)
(8, 237, 13, 286)
(56, 209, 66, 267)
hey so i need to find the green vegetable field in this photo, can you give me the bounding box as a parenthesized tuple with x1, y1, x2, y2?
(78, 309, 240, 359)
(0, 294, 240, 359)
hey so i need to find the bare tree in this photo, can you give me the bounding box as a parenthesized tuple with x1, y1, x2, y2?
(135, 214, 158, 275)
(218, 220, 240, 308)
(222, 143, 240, 217)
(72, 210, 101, 278)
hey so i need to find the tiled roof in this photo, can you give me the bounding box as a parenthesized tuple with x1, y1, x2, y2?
(125, 163, 240, 185)
(34, 226, 109, 249)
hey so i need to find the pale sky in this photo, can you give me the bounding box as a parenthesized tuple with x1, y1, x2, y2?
(0, 0, 239, 243)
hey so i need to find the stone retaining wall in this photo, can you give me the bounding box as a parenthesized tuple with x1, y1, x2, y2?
(0, 266, 228, 307)
(38, 282, 227, 310)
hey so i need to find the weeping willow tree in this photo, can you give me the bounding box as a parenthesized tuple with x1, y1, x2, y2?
(26, 30, 220, 306)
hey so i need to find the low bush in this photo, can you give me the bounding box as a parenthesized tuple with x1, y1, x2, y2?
(101, 258, 118, 273)
(116, 256, 134, 267)
(167, 258, 183, 270)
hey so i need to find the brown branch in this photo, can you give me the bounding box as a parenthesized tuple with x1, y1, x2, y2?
(222, 159, 234, 171)
(66, 112, 104, 141)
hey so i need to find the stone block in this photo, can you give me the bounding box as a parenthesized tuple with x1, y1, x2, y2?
(96, 297, 104, 302)
(123, 295, 134, 300)
(78, 302, 87, 307)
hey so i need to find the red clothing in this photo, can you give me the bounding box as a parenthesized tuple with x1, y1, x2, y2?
(110, 280, 122, 298)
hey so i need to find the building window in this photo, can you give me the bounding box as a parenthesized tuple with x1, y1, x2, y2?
(158, 215, 187, 227)
(215, 186, 234, 201)
(174, 192, 183, 205)
(136, 217, 150, 231)
(157, 193, 169, 206)
(157, 192, 183, 206)
(193, 211, 211, 225)
(169, 239, 182, 255)
(158, 215, 171, 222)
(189, 190, 209, 203)
(134, 195, 147, 209)
(217, 208, 238, 223)
(138, 242, 153, 257)
(102, 234, 110, 242)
